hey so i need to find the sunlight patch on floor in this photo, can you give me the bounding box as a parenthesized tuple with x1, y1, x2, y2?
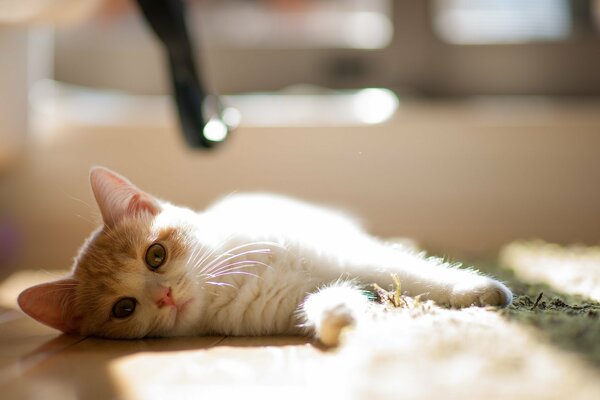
(106, 298, 600, 400)
(501, 240, 600, 301)
(335, 305, 600, 399)
(109, 339, 323, 400)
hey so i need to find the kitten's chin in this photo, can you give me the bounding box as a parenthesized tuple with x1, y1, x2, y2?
(170, 298, 196, 332)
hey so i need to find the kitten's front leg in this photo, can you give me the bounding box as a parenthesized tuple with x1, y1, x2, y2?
(301, 283, 369, 346)
(396, 263, 513, 308)
(398, 258, 513, 308)
(354, 248, 512, 308)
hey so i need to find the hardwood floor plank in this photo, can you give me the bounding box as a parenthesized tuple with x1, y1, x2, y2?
(3, 335, 226, 399)
(0, 308, 85, 388)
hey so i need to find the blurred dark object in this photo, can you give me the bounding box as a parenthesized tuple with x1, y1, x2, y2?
(135, 0, 237, 149)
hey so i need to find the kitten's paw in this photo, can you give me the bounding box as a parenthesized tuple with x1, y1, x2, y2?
(302, 285, 368, 346)
(318, 304, 356, 347)
(450, 278, 512, 308)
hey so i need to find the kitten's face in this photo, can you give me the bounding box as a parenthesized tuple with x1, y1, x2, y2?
(18, 167, 204, 338)
(73, 210, 199, 338)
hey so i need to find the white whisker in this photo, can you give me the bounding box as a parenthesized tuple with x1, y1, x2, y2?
(189, 233, 238, 273)
(205, 281, 237, 288)
(209, 270, 262, 280)
(201, 250, 273, 277)
(204, 260, 272, 279)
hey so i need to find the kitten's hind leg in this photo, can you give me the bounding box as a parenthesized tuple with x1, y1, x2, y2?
(301, 283, 370, 346)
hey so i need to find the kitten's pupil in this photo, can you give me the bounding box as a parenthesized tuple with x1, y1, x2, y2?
(112, 297, 136, 319)
(145, 243, 166, 270)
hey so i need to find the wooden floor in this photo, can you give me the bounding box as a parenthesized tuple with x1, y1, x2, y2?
(3, 260, 600, 400)
(0, 272, 322, 400)
(0, 311, 324, 399)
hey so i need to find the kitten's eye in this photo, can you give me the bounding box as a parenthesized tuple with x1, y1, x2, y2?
(145, 243, 166, 270)
(112, 297, 136, 319)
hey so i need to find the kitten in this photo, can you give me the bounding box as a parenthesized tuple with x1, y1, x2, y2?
(18, 167, 512, 345)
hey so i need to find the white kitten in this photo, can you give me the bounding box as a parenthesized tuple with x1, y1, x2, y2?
(18, 167, 512, 345)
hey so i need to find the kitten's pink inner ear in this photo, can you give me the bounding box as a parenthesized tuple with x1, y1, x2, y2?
(17, 278, 82, 334)
(90, 167, 160, 227)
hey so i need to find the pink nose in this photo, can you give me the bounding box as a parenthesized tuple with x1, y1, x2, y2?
(155, 287, 176, 308)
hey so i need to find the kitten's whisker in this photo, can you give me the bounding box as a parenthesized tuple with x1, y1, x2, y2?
(193, 234, 231, 267)
(204, 259, 272, 278)
(200, 250, 270, 278)
(195, 244, 247, 274)
(186, 243, 204, 269)
(198, 263, 261, 282)
(189, 233, 238, 273)
(192, 239, 282, 276)
(192, 246, 222, 273)
(203, 249, 270, 273)
(203, 241, 282, 266)
(186, 245, 198, 265)
(64, 192, 94, 210)
(65, 192, 103, 226)
(199, 245, 275, 275)
(189, 239, 223, 275)
(101, 223, 119, 241)
(75, 214, 97, 227)
(209, 271, 262, 280)
(205, 281, 236, 288)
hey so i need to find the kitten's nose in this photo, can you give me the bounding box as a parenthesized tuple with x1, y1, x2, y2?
(154, 286, 176, 308)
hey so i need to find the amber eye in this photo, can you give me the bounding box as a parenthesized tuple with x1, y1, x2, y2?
(145, 243, 166, 270)
(112, 297, 136, 319)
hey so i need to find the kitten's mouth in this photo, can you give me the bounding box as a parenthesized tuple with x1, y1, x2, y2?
(173, 298, 193, 321)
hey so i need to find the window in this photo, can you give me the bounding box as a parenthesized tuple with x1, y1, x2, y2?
(433, 0, 572, 44)
(193, 0, 393, 49)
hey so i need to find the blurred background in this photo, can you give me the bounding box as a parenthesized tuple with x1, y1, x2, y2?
(1, 0, 600, 275)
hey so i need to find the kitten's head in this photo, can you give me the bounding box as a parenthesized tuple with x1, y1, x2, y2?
(18, 167, 201, 338)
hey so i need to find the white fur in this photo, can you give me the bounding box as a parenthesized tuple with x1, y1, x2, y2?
(147, 193, 512, 344)
(302, 283, 370, 346)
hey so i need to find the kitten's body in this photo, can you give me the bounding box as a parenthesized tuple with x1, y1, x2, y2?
(19, 168, 512, 345)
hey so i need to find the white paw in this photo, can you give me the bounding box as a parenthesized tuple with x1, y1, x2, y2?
(318, 304, 356, 347)
(302, 285, 367, 346)
(450, 278, 512, 308)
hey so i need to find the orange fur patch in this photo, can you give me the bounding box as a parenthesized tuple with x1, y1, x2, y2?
(155, 227, 186, 261)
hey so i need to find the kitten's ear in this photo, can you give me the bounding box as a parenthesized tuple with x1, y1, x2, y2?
(90, 167, 160, 227)
(17, 278, 82, 334)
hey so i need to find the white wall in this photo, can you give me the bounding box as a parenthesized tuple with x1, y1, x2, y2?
(4, 98, 600, 271)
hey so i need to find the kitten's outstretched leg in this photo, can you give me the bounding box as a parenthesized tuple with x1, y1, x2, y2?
(301, 283, 369, 346)
(448, 276, 512, 307)
(344, 244, 512, 308)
